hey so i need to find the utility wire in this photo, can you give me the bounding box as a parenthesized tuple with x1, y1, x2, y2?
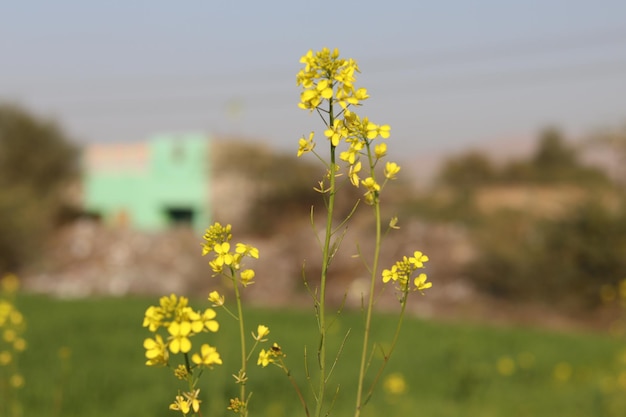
(3, 28, 625, 120)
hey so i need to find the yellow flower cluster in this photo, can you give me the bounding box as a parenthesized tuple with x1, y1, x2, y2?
(297, 47, 368, 111)
(142, 294, 221, 363)
(296, 48, 399, 205)
(201, 222, 259, 283)
(382, 251, 432, 294)
(143, 294, 223, 415)
(144, 224, 264, 415)
(0, 274, 27, 392)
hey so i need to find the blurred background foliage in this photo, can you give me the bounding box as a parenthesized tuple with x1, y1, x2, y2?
(3, 104, 626, 416)
(0, 103, 80, 274)
(437, 128, 611, 188)
(1, 99, 626, 316)
(212, 140, 361, 236)
(408, 127, 626, 311)
(209, 125, 626, 314)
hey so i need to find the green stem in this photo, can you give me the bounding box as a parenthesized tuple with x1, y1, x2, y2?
(280, 360, 311, 417)
(232, 268, 248, 417)
(314, 101, 336, 417)
(362, 293, 408, 407)
(354, 143, 382, 417)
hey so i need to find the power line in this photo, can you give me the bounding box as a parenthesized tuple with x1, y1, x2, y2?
(19, 57, 626, 120)
(3, 29, 625, 121)
(4, 27, 625, 93)
(363, 27, 626, 73)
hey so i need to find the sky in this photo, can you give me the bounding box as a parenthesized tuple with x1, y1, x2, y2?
(1, 1, 626, 159)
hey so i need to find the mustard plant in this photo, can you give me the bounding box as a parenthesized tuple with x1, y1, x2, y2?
(142, 293, 223, 415)
(142, 48, 431, 417)
(0, 274, 27, 417)
(296, 47, 430, 417)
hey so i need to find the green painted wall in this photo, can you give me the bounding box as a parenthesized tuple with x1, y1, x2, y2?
(84, 133, 211, 232)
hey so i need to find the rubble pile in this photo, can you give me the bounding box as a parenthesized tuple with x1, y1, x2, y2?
(21, 217, 475, 314)
(24, 220, 209, 298)
(19, 218, 602, 330)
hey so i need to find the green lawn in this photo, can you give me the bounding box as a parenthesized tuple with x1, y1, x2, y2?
(10, 295, 626, 417)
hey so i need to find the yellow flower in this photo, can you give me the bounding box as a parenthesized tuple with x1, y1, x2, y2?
(297, 48, 368, 111)
(297, 131, 315, 157)
(208, 291, 225, 306)
(361, 177, 380, 192)
(384, 162, 401, 180)
(363, 192, 376, 205)
(170, 394, 192, 415)
(0, 350, 12, 365)
(348, 161, 362, 187)
(257, 349, 273, 367)
(334, 62, 357, 85)
(192, 343, 223, 367)
(374, 142, 387, 159)
(383, 253, 430, 293)
(409, 251, 429, 268)
(366, 122, 391, 140)
(382, 266, 398, 283)
(13, 338, 26, 352)
(1, 274, 20, 293)
(343, 87, 369, 108)
(236, 243, 259, 259)
(3, 329, 16, 342)
(378, 124, 391, 138)
(213, 242, 234, 267)
(324, 119, 347, 147)
(143, 334, 169, 366)
(497, 356, 516, 376)
(316, 79, 333, 99)
(159, 293, 188, 317)
(413, 273, 432, 294)
(9, 373, 24, 389)
(142, 306, 164, 332)
(339, 138, 364, 165)
(168, 321, 193, 354)
(254, 324, 270, 341)
(240, 269, 255, 287)
(553, 362, 573, 382)
(299, 88, 323, 110)
(299, 49, 314, 71)
(188, 308, 219, 333)
(184, 389, 201, 414)
(383, 372, 407, 395)
(209, 259, 223, 273)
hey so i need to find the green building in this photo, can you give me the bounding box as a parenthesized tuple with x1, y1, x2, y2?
(83, 133, 211, 232)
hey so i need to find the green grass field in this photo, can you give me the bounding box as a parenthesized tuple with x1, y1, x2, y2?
(10, 295, 626, 417)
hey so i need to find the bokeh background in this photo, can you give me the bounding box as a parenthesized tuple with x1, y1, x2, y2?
(2, 1, 626, 416)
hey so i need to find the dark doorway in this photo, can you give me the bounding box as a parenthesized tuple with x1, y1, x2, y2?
(166, 207, 194, 226)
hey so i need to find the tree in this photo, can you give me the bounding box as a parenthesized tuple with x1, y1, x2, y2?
(438, 150, 497, 189)
(0, 103, 80, 272)
(532, 128, 577, 174)
(501, 128, 609, 185)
